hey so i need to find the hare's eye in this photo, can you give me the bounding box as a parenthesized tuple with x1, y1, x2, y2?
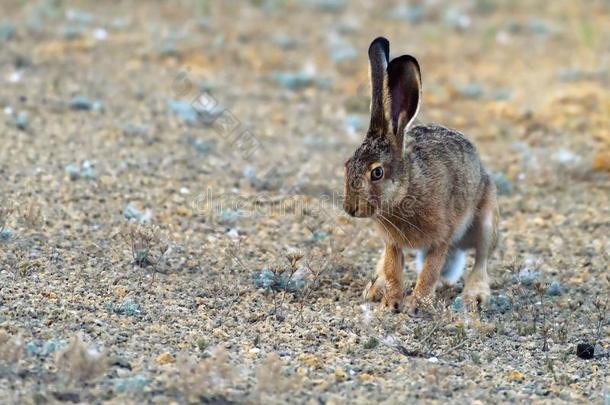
(371, 166, 384, 181)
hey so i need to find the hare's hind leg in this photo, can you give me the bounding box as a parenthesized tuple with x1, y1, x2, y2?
(462, 182, 499, 306)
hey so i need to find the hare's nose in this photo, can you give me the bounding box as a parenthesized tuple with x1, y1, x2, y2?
(343, 202, 356, 217)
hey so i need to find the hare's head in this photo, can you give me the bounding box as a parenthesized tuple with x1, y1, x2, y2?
(343, 37, 421, 218)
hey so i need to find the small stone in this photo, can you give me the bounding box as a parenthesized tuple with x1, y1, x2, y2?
(190, 139, 215, 155)
(69, 96, 102, 111)
(93, 28, 108, 40)
(552, 148, 580, 165)
(514, 267, 540, 286)
(427, 357, 439, 363)
(123, 202, 152, 223)
(114, 374, 148, 393)
(156, 352, 175, 365)
(334, 366, 347, 381)
(168, 99, 198, 124)
(592, 149, 610, 172)
(358, 372, 374, 382)
(547, 281, 563, 296)
(116, 299, 141, 316)
(510, 370, 524, 381)
(121, 123, 149, 137)
(451, 296, 463, 311)
(297, 353, 320, 368)
(490, 294, 511, 313)
(80, 160, 95, 180)
(312, 230, 328, 241)
(65, 164, 80, 181)
(576, 343, 595, 359)
(26, 341, 40, 356)
(0, 229, 12, 241)
(15, 111, 28, 130)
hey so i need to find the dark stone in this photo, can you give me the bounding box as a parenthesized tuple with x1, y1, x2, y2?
(576, 343, 595, 359)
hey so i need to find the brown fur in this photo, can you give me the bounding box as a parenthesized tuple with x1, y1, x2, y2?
(344, 38, 499, 316)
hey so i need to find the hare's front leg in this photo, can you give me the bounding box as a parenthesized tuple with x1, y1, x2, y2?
(362, 252, 387, 302)
(372, 244, 404, 312)
(407, 244, 449, 317)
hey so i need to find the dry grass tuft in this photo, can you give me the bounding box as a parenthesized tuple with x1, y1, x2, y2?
(175, 348, 238, 401)
(55, 334, 108, 383)
(119, 220, 169, 269)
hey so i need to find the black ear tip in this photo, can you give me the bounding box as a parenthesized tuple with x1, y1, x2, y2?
(389, 54, 421, 76)
(369, 37, 390, 61)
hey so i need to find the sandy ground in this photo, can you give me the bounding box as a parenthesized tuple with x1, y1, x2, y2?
(0, 0, 609, 403)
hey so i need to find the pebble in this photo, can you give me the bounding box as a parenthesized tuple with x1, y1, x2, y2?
(490, 294, 511, 313)
(168, 99, 198, 124)
(513, 266, 540, 286)
(552, 148, 580, 165)
(547, 281, 563, 296)
(65, 161, 95, 181)
(121, 123, 149, 137)
(15, 111, 28, 130)
(116, 299, 142, 316)
(155, 352, 175, 365)
(123, 202, 152, 223)
(252, 268, 306, 292)
(576, 343, 595, 359)
(65, 164, 81, 181)
(0, 229, 12, 241)
(190, 138, 215, 155)
(510, 370, 524, 381)
(69, 96, 103, 111)
(114, 374, 148, 393)
(334, 366, 347, 381)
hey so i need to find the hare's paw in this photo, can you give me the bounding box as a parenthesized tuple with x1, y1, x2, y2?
(380, 288, 404, 313)
(362, 276, 385, 302)
(462, 280, 490, 309)
(405, 293, 434, 318)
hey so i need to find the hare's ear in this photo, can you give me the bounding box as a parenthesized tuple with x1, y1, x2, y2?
(387, 55, 421, 146)
(368, 37, 390, 134)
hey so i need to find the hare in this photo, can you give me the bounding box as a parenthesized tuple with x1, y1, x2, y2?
(343, 37, 499, 316)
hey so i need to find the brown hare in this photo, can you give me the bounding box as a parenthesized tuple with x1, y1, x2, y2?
(343, 37, 499, 316)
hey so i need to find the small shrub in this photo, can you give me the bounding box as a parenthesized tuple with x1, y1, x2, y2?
(120, 220, 169, 268)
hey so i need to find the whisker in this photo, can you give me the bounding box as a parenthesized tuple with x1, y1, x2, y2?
(378, 214, 412, 248)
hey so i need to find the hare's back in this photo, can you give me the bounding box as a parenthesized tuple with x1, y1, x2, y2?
(407, 124, 482, 170)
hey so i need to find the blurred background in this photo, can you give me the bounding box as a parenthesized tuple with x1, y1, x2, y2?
(0, 1, 609, 402)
